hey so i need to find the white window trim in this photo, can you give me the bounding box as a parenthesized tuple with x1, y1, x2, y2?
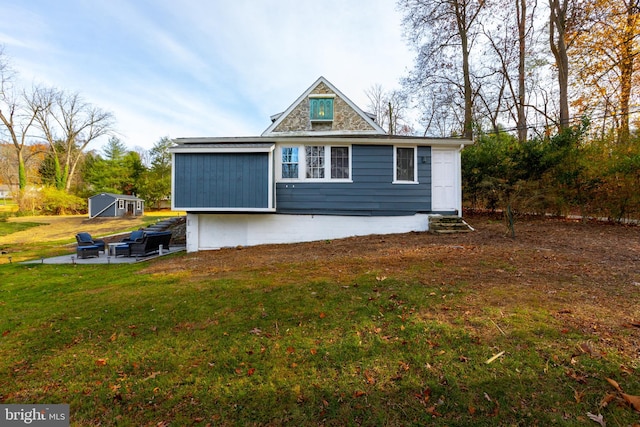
(118, 199, 125, 209)
(276, 144, 352, 183)
(393, 145, 419, 184)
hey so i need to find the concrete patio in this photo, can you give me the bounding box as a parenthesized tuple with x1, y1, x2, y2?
(22, 245, 186, 265)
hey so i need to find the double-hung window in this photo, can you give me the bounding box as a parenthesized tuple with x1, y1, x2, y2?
(281, 147, 299, 179)
(395, 146, 417, 183)
(305, 146, 325, 178)
(279, 145, 350, 181)
(331, 147, 349, 179)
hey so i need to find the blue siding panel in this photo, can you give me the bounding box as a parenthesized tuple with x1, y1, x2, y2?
(174, 153, 269, 208)
(276, 145, 432, 216)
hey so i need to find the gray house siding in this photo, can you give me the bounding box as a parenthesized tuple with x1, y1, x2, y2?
(174, 152, 270, 209)
(89, 193, 144, 218)
(276, 145, 431, 216)
(90, 194, 117, 217)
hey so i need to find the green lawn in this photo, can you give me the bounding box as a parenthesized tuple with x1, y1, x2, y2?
(1, 219, 639, 426)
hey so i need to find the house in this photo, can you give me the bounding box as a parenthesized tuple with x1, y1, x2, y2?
(171, 77, 473, 252)
(0, 184, 14, 199)
(88, 193, 144, 219)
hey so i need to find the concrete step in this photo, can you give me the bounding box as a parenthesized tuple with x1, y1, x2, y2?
(429, 216, 474, 234)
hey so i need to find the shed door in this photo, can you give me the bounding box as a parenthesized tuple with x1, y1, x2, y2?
(431, 148, 459, 213)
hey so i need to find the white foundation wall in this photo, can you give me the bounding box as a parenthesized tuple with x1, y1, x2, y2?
(186, 213, 431, 252)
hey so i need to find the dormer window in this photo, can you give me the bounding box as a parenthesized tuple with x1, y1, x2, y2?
(309, 96, 334, 121)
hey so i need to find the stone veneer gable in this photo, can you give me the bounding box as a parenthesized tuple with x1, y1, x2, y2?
(273, 82, 377, 133)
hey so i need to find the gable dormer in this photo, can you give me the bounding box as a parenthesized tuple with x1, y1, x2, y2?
(262, 76, 386, 136)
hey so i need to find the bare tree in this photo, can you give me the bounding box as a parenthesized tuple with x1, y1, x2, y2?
(29, 87, 115, 191)
(480, 0, 539, 142)
(399, 0, 486, 139)
(549, 0, 575, 130)
(0, 47, 42, 190)
(365, 84, 413, 135)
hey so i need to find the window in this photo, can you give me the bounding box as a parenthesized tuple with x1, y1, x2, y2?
(281, 147, 299, 178)
(118, 199, 125, 210)
(309, 98, 333, 121)
(331, 147, 349, 179)
(279, 145, 350, 181)
(305, 146, 325, 178)
(136, 201, 142, 211)
(395, 147, 416, 182)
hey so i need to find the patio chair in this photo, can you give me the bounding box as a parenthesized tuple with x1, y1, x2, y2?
(76, 232, 106, 253)
(120, 230, 145, 244)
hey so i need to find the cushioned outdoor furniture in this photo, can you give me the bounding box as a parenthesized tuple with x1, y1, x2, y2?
(120, 230, 145, 244)
(114, 244, 131, 257)
(76, 232, 106, 253)
(77, 245, 100, 259)
(128, 231, 172, 257)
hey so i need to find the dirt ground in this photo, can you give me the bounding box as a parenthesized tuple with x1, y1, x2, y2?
(143, 213, 640, 358)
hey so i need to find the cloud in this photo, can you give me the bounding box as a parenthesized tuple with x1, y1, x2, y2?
(2, 0, 415, 150)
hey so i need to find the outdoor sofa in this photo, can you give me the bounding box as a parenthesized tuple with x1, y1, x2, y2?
(115, 231, 172, 257)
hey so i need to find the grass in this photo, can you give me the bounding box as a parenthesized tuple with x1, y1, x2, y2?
(0, 220, 44, 237)
(1, 217, 639, 426)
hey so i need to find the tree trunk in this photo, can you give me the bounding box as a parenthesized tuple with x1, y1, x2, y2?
(550, 0, 570, 130)
(617, 3, 636, 143)
(517, 0, 528, 143)
(17, 150, 26, 189)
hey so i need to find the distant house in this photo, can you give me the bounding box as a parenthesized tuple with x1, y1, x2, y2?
(88, 193, 144, 218)
(171, 76, 473, 252)
(0, 185, 14, 199)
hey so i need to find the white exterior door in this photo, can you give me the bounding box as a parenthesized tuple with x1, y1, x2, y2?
(432, 148, 461, 214)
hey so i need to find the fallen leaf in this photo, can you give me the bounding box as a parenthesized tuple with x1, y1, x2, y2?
(468, 405, 476, 415)
(620, 365, 634, 375)
(319, 312, 326, 319)
(577, 342, 594, 355)
(600, 393, 617, 408)
(574, 389, 585, 403)
(364, 370, 376, 385)
(247, 368, 256, 376)
(567, 370, 587, 383)
(249, 328, 262, 335)
(310, 348, 317, 355)
(2, 330, 10, 337)
(606, 378, 623, 393)
(586, 412, 606, 427)
(605, 378, 640, 411)
(353, 390, 366, 398)
(426, 406, 441, 417)
(109, 332, 117, 342)
(286, 346, 295, 354)
(95, 358, 107, 366)
(621, 393, 640, 412)
(416, 387, 431, 403)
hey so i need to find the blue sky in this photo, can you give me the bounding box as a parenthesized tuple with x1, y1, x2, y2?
(1, 0, 413, 151)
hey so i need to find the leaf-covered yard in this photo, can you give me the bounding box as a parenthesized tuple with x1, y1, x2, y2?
(1, 214, 639, 425)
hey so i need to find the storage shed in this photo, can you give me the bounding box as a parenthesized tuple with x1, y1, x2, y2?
(88, 193, 144, 218)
